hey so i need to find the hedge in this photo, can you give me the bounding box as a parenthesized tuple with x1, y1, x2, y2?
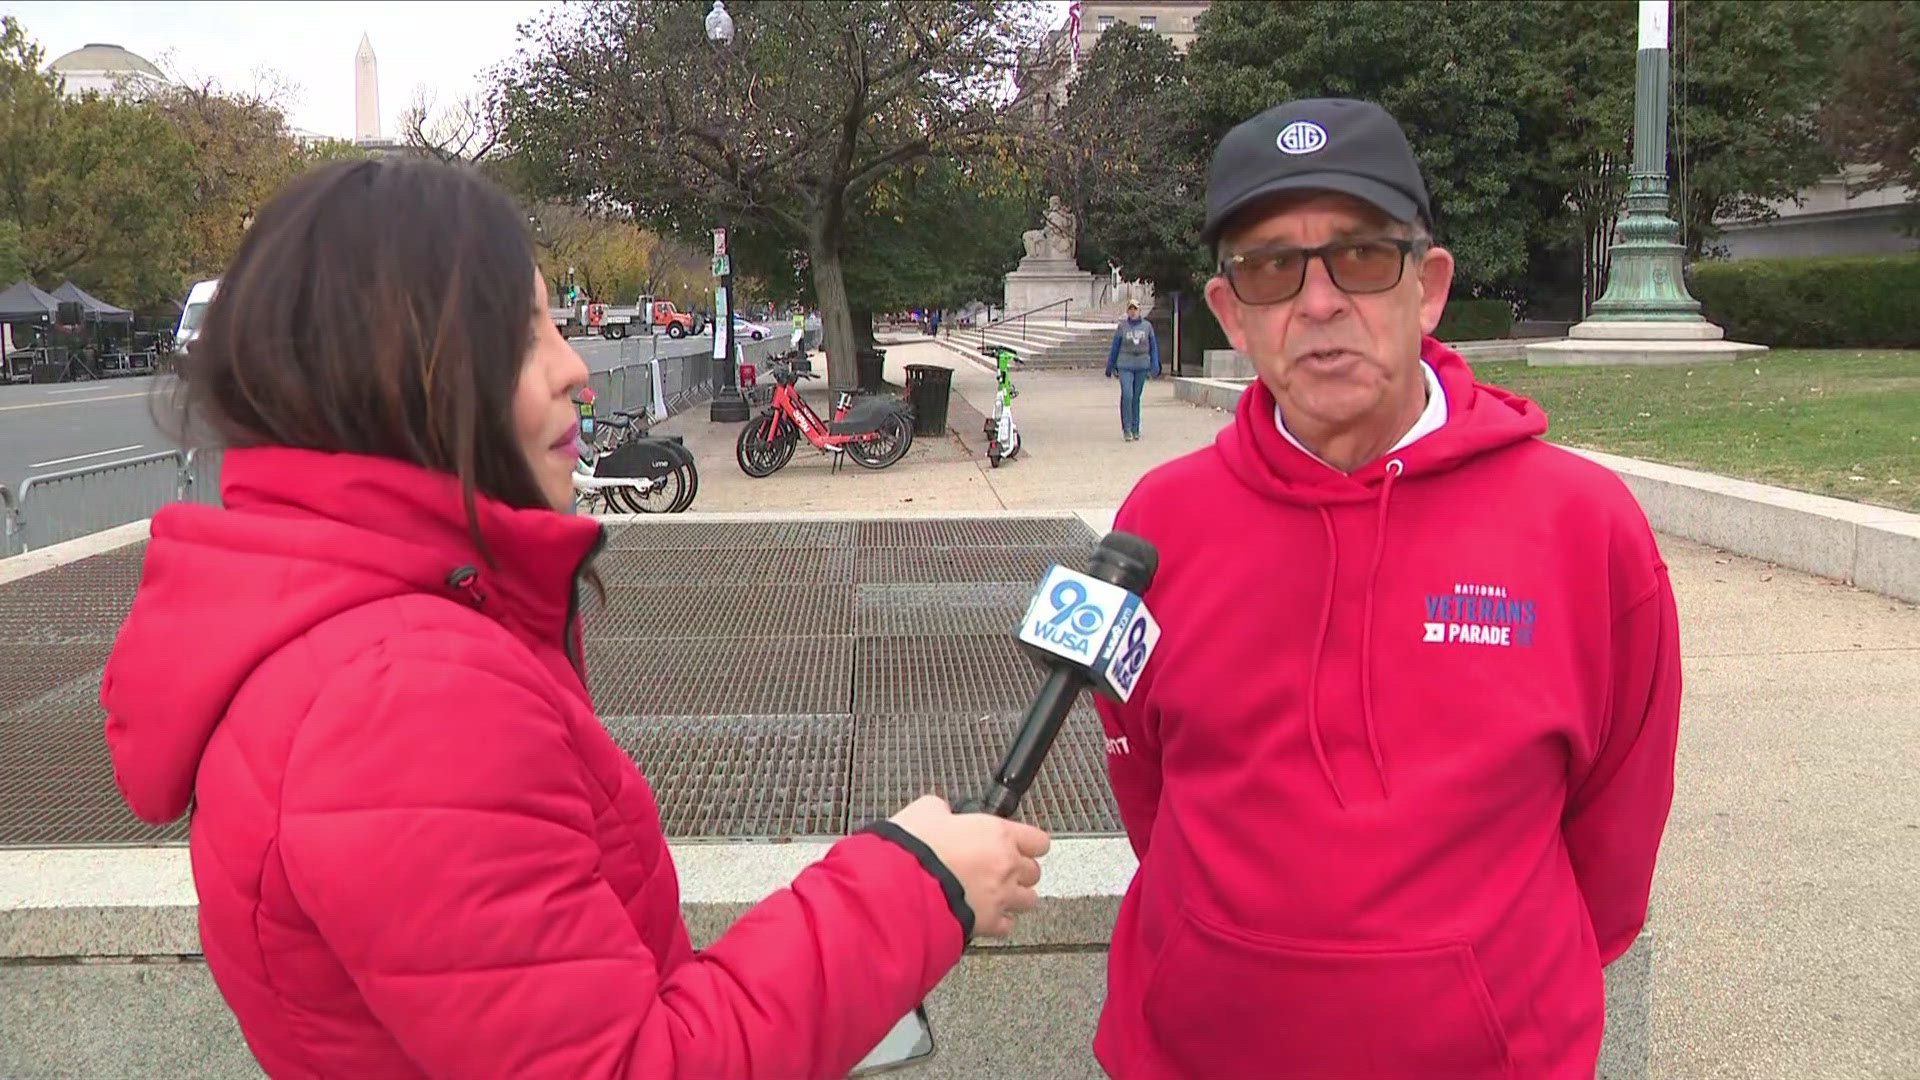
(1688, 252, 1920, 348)
(1435, 298, 1515, 342)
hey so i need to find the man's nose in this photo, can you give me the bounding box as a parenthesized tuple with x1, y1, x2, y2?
(1292, 255, 1351, 321)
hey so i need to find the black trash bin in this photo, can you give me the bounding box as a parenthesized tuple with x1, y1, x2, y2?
(902, 364, 953, 437)
(856, 346, 888, 392)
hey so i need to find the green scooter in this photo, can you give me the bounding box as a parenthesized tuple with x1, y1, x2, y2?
(984, 346, 1022, 467)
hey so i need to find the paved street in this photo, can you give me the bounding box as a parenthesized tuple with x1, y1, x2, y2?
(0, 377, 170, 492)
(0, 333, 716, 492)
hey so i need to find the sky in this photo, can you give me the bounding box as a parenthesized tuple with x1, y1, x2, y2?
(2, 1, 1076, 142)
(0, 1, 557, 140)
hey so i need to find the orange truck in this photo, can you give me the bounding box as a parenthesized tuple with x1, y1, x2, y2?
(635, 296, 705, 338)
(550, 297, 706, 340)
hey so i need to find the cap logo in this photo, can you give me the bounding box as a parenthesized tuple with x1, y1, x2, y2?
(1276, 120, 1328, 155)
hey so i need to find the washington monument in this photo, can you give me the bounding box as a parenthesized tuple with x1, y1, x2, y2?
(354, 32, 379, 143)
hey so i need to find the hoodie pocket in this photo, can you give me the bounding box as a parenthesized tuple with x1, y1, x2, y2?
(1141, 908, 1513, 1078)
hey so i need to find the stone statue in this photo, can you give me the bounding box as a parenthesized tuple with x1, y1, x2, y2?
(1021, 195, 1077, 262)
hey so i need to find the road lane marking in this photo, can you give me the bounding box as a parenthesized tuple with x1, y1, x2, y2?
(44, 386, 119, 396)
(30, 445, 145, 469)
(0, 391, 147, 411)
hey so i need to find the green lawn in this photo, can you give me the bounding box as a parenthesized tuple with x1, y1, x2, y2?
(1474, 350, 1920, 513)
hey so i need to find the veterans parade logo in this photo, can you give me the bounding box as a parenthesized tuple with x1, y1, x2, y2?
(1421, 582, 1537, 647)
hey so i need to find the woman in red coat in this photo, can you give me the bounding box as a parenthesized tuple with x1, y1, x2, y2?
(102, 159, 1048, 1079)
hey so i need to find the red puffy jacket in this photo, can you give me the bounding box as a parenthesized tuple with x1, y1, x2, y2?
(104, 446, 964, 1078)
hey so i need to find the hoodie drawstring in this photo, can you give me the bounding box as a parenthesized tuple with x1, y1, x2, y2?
(1305, 458, 1403, 809)
(1359, 460, 1403, 799)
(1305, 507, 1345, 808)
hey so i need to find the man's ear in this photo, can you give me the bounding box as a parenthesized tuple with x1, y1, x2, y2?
(1204, 276, 1248, 353)
(1416, 246, 1455, 336)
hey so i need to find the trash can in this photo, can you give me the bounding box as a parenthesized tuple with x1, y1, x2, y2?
(856, 347, 887, 392)
(902, 364, 953, 437)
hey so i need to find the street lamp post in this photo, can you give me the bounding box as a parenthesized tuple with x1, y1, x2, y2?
(706, 1, 749, 422)
(1584, 0, 1701, 322)
(1523, 0, 1764, 366)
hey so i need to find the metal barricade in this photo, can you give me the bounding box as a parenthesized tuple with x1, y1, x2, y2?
(9, 450, 186, 553)
(1, 484, 17, 558)
(586, 361, 661, 419)
(181, 447, 223, 506)
(658, 352, 715, 417)
(0, 448, 224, 556)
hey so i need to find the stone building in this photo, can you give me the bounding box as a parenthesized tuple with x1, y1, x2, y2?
(47, 43, 170, 99)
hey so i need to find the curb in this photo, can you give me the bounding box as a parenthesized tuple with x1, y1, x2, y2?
(0, 521, 150, 586)
(1568, 448, 1920, 604)
(0, 839, 1137, 958)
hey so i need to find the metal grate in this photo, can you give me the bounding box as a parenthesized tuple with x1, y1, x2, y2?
(855, 546, 1086, 585)
(0, 644, 111, 716)
(587, 636, 853, 716)
(853, 635, 1048, 715)
(1, 675, 108, 725)
(607, 520, 855, 551)
(847, 710, 1120, 835)
(0, 545, 144, 645)
(598, 714, 851, 838)
(855, 583, 1032, 638)
(587, 585, 855, 639)
(0, 720, 187, 846)
(595, 546, 854, 587)
(854, 518, 1096, 549)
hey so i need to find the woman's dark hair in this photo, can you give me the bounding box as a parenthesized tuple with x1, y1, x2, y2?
(173, 158, 548, 547)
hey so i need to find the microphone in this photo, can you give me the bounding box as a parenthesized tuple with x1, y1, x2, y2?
(858, 533, 1161, 1076)
(966, 530, 1160, 818)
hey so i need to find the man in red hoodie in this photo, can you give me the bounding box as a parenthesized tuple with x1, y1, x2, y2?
(1092, 98, 1682, 1078)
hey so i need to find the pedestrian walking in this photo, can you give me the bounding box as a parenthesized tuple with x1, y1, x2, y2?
(1105, 300, 1160, 440)
(101, 158, 1048, 1080)
(1091, 97, 1680, 1078)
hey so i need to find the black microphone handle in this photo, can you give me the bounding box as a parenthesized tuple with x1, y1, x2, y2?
(960, 665, 1086, 818)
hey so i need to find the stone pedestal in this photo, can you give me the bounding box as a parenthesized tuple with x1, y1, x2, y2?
(1002, 258, 1101, 316)
(1525, 319, 1767, 366)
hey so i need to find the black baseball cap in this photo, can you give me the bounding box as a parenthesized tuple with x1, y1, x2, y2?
(1201, 98, 1432, 248)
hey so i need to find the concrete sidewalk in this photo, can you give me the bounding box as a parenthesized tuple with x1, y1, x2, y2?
(642, 339, 1226, 514)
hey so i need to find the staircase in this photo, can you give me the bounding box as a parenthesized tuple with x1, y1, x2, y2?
(973, 303, 1131, 369)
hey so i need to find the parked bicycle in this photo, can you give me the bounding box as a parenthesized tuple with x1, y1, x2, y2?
(735, 361, 914, 477)
(573, 391, 699, 513)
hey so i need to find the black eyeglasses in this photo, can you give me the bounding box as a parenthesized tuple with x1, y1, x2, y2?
(1219, 237, 1428, 305)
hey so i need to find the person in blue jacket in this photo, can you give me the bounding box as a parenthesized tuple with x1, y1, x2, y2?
(1105, 300, 1160, 440)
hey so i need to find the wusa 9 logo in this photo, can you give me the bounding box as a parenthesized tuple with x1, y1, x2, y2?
(1016, 567, 1160, 702)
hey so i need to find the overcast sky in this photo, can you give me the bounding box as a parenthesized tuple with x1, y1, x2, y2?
(1, 1, 557, 139)
(2, 1, 1074, 142)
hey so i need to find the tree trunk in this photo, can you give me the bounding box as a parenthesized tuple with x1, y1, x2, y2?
(809, 223, 858, 390)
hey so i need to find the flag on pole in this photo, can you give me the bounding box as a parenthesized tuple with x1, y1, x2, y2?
(1067, 1, 1082, 62)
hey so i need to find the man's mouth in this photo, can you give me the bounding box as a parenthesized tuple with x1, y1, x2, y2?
(1295, 348, 1358, 367)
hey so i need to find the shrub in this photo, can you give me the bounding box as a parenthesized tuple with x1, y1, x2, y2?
(1688, 252, 1920, 348)
(1435, 298, 1515, 342)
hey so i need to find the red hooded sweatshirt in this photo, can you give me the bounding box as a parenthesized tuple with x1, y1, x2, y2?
(1093, 339, 1680, 1078)
(103, 446, 967, 1079)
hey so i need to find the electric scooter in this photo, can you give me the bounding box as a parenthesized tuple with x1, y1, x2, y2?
(984, 346, 1022, 467)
